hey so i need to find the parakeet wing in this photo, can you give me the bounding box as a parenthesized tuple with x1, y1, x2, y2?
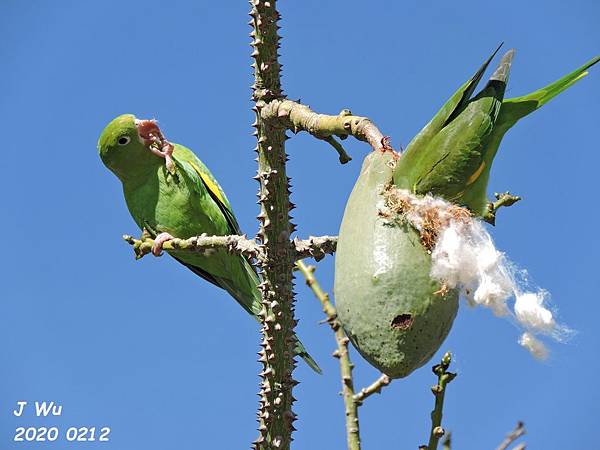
(172, 149, 322, 372)
(404, 50, 514, 200)
(412, 105, 496, 199)
(173, 145, 243, 236)
(171, 147, 262, 309)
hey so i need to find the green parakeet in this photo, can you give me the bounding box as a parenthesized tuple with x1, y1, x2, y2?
(393, 47, 600, 221)
(98, 114, 320, 373)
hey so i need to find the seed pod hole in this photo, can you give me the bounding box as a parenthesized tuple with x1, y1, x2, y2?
(391, 314, 413, 330)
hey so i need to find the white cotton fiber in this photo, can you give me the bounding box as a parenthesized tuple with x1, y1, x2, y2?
(386, 188, 566, 359)
(514, 291, 555, 332)
(519, 332, 549, 361)
(431, 220, 514, 317)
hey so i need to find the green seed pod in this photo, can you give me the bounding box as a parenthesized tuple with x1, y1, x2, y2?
(334, 151, 459, 378)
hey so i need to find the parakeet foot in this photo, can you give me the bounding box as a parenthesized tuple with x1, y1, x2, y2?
(135, 119, 176, 173)
(152, 232, 175, 256)
(484, 192, 522, 225)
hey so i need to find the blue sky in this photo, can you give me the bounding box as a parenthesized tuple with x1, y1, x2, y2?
(1, 1, 599, 448)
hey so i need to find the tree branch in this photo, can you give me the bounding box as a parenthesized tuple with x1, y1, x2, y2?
(122, 233, 262, 260)
(353, 374, 391, 405)
(496, 422, 526, 450)
(426, 352, 456, 450)
(293, 235, 337, 261)
(261, 99, 395, 162)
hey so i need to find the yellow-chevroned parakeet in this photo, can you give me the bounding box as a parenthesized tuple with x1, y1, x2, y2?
(98, 114, 320, 373)
(393, 47, 600, 222)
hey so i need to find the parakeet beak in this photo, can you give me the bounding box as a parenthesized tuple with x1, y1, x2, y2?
(135, 119, 162, 147)
(135, 118, 175, 172)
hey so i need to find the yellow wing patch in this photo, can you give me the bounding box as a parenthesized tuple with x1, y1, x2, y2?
(188, 161, 226, 205)
(466, 161, 486, 186)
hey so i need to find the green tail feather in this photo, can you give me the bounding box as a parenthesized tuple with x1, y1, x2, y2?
(488, 48, 515, 84)
(295, 341, 322, 374)
(482, 54, 600, 164)
(463, 54, 600, 216)
(498, 55, 600, 130)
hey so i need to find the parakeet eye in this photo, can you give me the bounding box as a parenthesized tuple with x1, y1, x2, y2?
(117, 136, 131, 146)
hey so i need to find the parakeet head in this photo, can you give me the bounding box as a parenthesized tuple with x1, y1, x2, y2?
(98, 114, 173, 181)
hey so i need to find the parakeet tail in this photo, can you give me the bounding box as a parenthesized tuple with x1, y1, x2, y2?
(294, 341, 322, 374)
(500, 54, 600, 128)
(472, 49, 515, 103)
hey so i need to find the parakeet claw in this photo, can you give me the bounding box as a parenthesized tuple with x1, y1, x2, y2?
(135, 119, 176, 173)
(152, 232, 175, 256)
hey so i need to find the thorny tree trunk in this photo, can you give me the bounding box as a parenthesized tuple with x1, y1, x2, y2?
(248, 3, 390, 447)
(250, 1, 298, 448)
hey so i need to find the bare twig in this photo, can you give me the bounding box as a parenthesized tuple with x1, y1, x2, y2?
(484, 191, 522, 225)
(323, 135, 353, 164)
(123, 233, 262, 260)
(297, 260, 392, 450)
(426, 352, 456, 450)
(353, 374, 391, 405)
(496, 422, 526, 450)
(261, 99, 395, 161)
(293, 235, 338, 261)
(296, 260, 361, 450)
